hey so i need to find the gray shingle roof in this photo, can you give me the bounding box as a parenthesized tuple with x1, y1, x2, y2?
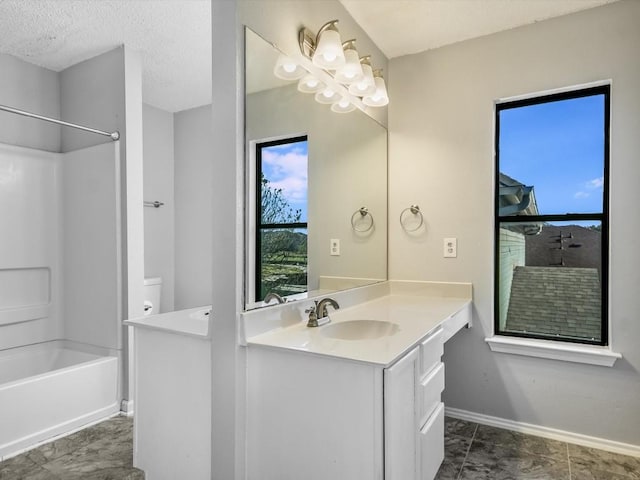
(505, 266, 601, 341)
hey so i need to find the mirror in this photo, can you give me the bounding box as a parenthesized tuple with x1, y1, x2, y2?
(244, 28, 388, 310)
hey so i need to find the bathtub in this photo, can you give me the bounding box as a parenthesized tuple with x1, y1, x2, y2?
(0, 341, 119, 460)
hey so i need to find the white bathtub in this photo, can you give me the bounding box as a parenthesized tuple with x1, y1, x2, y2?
(0, 341, 119, 460)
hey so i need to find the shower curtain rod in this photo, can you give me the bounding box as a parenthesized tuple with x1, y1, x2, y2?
(0, 104, 120, 141)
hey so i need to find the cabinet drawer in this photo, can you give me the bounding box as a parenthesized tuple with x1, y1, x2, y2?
(419, 362, 444, 425)
(420, 402, 445, 480)
(420, 328, 443, 377)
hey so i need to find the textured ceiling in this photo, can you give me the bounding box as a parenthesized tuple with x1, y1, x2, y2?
(0, 0, 618, 113)
(339, 0, 619, 59)
(0, 0, 211, 113)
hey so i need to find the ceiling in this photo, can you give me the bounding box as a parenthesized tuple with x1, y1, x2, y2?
(0, 0, 211, 113)
(340, 0, 618, 59)
(0, 0, 617, 113)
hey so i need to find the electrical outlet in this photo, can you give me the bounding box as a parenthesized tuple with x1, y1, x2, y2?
(444, 238, 457, 258)
(330, 238, 340, 256)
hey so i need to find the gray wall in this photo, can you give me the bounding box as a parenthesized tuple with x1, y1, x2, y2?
(142, 104, 175, 314)
(60, 46, 145, 403)
(0, 53, 61, 152)
(389, 0, 640, 445)
(174, 104, 213, 310)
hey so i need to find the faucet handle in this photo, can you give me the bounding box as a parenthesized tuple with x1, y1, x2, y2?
(305, 301, 319, 327)
(304, 300, 318, 314)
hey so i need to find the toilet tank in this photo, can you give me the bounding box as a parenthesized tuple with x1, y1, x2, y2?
(143, 277, 162, 316)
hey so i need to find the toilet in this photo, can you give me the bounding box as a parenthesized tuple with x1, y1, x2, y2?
(143, 277, 162, 316)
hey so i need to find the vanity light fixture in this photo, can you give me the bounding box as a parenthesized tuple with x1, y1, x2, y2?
(302, 20, 346, 69)
(331, 97, 357, 113)
(362, 69, 389, 107)
(298, 74, 325, 93)
(315, 87, 341, 104)
(272, 19, 388, 114)
(348, 56, 376, 97)
(273, 53, 306, 80)
(334, 40, 364, 84)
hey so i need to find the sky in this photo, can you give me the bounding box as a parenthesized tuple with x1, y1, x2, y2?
(499, 93, 605, 216)
(261, 139, 308, 221)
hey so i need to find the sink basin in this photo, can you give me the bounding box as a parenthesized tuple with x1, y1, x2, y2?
(321, 320, 399, 341)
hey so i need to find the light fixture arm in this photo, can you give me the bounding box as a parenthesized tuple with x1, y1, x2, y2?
(299, 19, 340, 59)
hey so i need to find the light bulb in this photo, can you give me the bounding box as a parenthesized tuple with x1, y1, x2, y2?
(273, 53, 306, 80)
(323, 52, 337, 62)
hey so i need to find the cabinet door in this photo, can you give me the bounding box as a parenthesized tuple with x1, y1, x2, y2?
(384, 346, 420, 480)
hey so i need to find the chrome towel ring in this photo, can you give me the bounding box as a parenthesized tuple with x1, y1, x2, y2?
(351, 207, 374, 232)
(400, 205, 424, 232)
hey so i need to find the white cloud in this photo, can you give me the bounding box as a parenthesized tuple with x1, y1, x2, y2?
(586, 177, 604, 189)
(262, 147, 308, 204)
(574, 191, 589, 199)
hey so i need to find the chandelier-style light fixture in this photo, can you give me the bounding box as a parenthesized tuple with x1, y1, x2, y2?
(272, 19, 389, 113)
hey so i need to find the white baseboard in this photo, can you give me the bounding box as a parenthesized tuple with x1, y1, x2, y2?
(0, 404, 120, 461)
(445, 407, 640, 459)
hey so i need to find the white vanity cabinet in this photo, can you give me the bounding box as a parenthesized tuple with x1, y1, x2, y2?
(385, 327, 445, 480)
(246, 326, 446, 480)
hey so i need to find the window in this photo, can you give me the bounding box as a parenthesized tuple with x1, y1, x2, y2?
(255, 136, 308, 302)
(494, 85, 609, 345)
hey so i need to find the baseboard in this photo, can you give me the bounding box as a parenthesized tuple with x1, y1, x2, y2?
(445, 407, 640, 458)
(0, 403, 120, 461)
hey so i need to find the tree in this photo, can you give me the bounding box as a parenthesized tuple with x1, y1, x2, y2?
(260, 174, 307, 261)
(260, 173, 301, 224)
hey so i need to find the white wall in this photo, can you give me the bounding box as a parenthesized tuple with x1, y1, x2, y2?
(142, 104, 175, 314)
(0, 54, 61, 152)
(389, 0, 640, 445)
(174, 104, 213, 310)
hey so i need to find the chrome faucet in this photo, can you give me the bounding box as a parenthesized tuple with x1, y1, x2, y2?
(305, 298, 340, 327)
(264, 292, 285, 304)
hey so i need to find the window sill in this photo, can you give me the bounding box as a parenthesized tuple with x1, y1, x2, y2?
(485, 336, 621, 367)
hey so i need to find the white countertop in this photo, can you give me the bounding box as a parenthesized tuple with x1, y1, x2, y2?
(246, 294, 471, 366)
(124, 305, 211, 339)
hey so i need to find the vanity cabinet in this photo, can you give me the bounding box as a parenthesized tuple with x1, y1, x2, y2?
(246, 327, 445, 480)
(385, 328, 445, 480)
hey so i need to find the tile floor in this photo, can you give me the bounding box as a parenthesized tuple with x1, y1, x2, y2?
(0, 416, 143, 480)
(436, 417, 640, 480)
(2, 415, 638, 479)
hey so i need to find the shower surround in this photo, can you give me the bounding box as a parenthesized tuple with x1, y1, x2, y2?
(0, 141, 122, 459)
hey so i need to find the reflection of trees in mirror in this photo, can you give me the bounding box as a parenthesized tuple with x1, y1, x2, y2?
(261, 173, 301, 224)
(260, 175, 307, 300)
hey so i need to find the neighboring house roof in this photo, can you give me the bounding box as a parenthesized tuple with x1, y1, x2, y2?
(505, 266, 601, 341)
(498, 173, 542, 235)
(498, 172, 539, 216)
(526, 224, 602, 273)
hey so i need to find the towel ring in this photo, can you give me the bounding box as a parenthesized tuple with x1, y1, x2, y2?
(351, 207, 374, 232)
(399, 205, 424, 232)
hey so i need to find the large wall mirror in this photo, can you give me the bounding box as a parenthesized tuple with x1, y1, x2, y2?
(244, 27, 388, 310)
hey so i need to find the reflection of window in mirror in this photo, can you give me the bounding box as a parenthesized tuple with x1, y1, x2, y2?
(254, 135, 308, 302)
